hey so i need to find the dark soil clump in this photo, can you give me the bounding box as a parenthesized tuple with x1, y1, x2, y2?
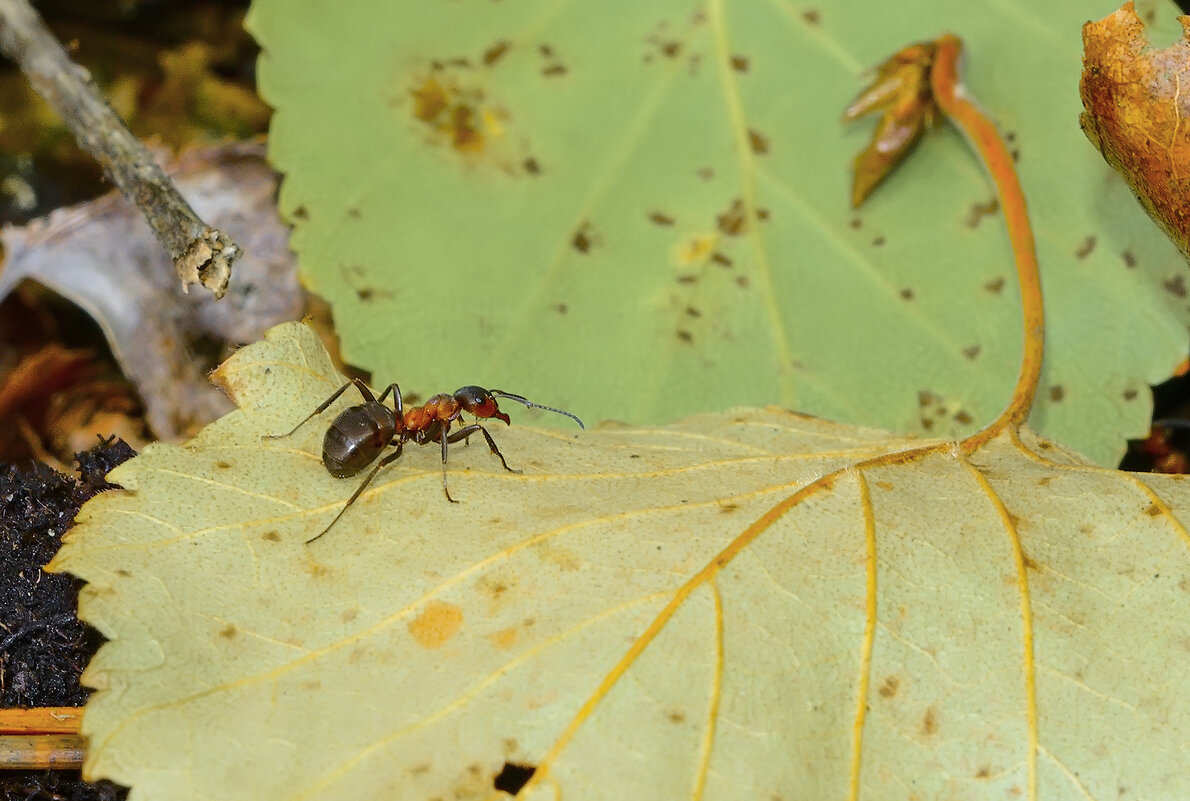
(1, 436, 133, 800)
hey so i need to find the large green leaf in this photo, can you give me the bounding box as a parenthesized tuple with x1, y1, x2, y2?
(249, 0, 1188, 465)
(52, 322, 1190, 800)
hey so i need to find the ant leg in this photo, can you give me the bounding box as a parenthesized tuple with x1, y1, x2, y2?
(447, 424, 521, 474)
(374, 383, 404, 419)
(306, 441, 404, 544)
(440, 430, 458, 503)
(265, 378, 375, 439)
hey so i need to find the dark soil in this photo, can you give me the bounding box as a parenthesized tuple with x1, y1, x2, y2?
(1, 436, 133, 801)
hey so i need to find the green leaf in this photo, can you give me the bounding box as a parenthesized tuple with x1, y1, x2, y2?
(248, 0, 1188, 466)
(52, 322, 1190, 800)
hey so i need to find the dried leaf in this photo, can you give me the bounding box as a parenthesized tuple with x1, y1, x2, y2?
(1080, 1, 1190, 259)
(49, 323, 1190, 801)
(0, 345, 92, 463)
(843, 40, 940, 206)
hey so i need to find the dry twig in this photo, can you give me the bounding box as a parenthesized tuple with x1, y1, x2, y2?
(0, 0, 239, 298)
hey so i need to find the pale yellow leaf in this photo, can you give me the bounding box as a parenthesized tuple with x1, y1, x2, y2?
(51, 322, 1190, 800)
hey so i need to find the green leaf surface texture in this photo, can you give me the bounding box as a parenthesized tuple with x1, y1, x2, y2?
(249, 0, 1189, 466)
(52, 323, 1190, 800)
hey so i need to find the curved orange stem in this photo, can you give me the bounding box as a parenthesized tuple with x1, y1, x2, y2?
(846, 35, 1045, 446)
(929, 36, 1045, 449)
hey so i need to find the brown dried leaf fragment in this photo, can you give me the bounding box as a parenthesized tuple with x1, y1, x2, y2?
(1080, 2, 1190, 260)
(843, 41, 941, 207)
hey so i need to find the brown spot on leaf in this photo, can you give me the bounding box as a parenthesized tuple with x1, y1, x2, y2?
(677, 274, 697, 284)
(215, 460, 231, 469)
(1123, 388, 1138, 401)
(685, 306, 702, 318)
(447, 106, 483, 151)
(1145, 502, 1162, 516)
(878, 676, 899, 698)
(748, 129, 770, 154)
(408, 601, 464, 649)
(965, 197, 999, 228)
(872, 236, 885, 246)
(1075, 236, 1097, 259)
(219, 625, 237, 639)
(1122, 249, 1136, 268)
(411, 76, 450, 122)
(803, 9, 821, 24)
(756, 207, 770, 221)
(898, 288, 913, 300)
(523, 157, 541, 175)
(875, 480, 894, 491)
(677, 329, 693, 343)
(711, 251, 733, 267)
(262, 531, 282, 543)
(718, 501, 739, 513)
(290, 206, 308, 221)
(649, 211, 675, 226)
(1049, 385, 1065, 402)
(554, 303, 568, 315)
(984, 277, 1005, 294)
(954, 410, 973, 425)
(1165, 275, 1187, 297)
(1038, 476, 1055, 487)
(114, 568, 132, 577)
(1022, 552, 1040, 571)
(849, 216, 862, 229)
(661, 41, 681, 58)
(696, 166, 714, 181)
(735, 275, 749, 288)
(975, 766, 991, 779)
(962, 345, 980, 360)
(717, 198, 747, 236)
(409, 73, 496, 153)
(731, 54, 749, 72)
(483, 40, 510, 66)
(347, 207, 362, 219)
(666, 709, 686, 724)
(572, 222, 594, 253)
(921, 706, 938, 735)
(341, 608, 358, 623)
(541, 63, 568, 77)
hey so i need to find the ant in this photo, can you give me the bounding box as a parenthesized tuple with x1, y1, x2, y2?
(265, 379, 584, 543)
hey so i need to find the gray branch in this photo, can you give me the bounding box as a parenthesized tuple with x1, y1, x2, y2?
(0, 0, 238, 298)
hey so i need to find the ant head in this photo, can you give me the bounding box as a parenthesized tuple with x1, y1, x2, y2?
(453, 386, 511, 425)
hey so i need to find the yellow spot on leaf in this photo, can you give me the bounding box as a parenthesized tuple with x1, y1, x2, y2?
(408, 601, 464, 649)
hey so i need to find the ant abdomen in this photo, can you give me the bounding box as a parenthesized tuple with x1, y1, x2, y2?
(323, 402, 398, 477)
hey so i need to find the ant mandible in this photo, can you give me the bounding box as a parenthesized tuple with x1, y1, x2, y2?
(265, 379, 584, 543)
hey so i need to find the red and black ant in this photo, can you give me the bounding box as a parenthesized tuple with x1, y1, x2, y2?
(266, 379, 584, 542)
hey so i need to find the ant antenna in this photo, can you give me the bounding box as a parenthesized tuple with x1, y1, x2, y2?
(489, 390, 585, 429)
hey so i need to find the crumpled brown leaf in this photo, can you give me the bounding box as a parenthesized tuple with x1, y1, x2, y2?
(0, 141, 302, 441)
(1080, 1, 1190, 259)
